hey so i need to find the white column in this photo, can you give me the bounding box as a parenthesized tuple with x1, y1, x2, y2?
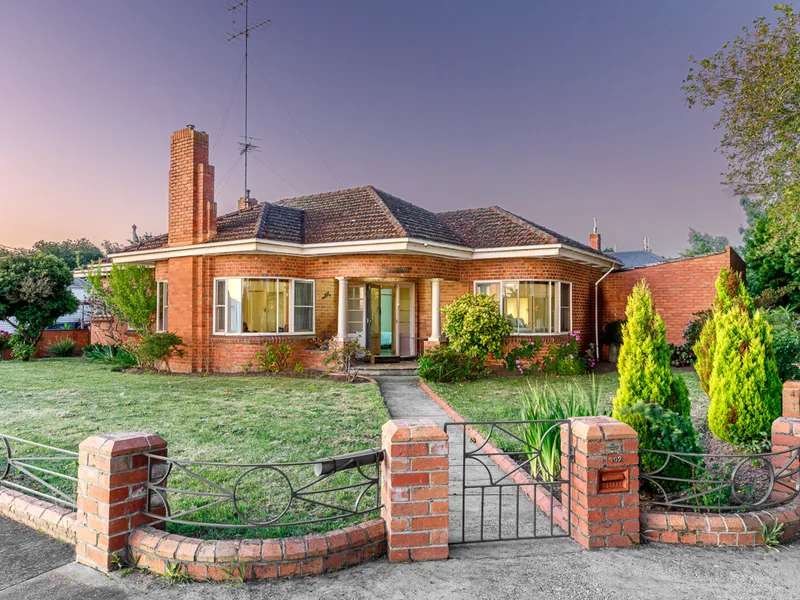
(430, 278, 442, 342)
(336, 276, 348, 341)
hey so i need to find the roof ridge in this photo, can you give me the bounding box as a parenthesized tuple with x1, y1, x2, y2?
(366, 185, 407, 237)
(254, 202, 271, 238)
(275, 185, 375, 206)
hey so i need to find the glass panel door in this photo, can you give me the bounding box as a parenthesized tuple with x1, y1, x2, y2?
(369, 285, 382, 355)
(347, 284, 366, 346)
(398, 284, 414, 357)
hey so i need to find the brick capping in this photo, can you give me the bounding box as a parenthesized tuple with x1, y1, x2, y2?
(128, 519, 386, 582)
(419, 380, 566, 526)
(0, 488, 77, 545)
(640, 498, 800, 546)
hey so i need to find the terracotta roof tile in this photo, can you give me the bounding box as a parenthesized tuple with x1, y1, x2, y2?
(116, 185, 608, 259)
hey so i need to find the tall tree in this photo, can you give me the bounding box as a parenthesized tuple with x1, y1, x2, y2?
(32, 238, 104, 269)
(684, 4, 800, 203)
(0, 253, 78, 359)
(680, 228, 730, 258)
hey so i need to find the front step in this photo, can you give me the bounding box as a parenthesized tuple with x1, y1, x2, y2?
(358, 361, 419, 377)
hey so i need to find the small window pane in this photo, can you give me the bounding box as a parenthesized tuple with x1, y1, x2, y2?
(532, 282, 549, 333)
(294, 281, 314, 333)
(503, 282, 520, 332)
(347, 285, 364, 334)
(477, 282, 501, 306)
(560, 282, 571, 333)
(214, 280, 226, 333)
(227, 279, 242, 334)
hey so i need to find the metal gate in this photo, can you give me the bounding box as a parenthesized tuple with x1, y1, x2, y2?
(444, 420, 572, 545)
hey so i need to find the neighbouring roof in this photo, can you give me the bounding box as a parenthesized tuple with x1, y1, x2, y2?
(117, 185, 609, 259)
(608, 250, 666, 268)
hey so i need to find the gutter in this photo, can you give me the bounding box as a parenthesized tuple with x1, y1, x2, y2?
(594, 266, 616, 359)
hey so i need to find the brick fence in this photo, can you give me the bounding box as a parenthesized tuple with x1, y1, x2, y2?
(1, 329, 90, 360)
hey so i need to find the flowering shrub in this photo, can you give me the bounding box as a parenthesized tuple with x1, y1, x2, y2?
(0, 331, 10, 356)
(503, 339, 543, 375)
(541, 332, 588, 376)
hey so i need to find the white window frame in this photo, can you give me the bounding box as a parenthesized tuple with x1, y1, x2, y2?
(156, 281, 168, 332)
(473, 279, 573, 336)
(212, 277, 316, 336)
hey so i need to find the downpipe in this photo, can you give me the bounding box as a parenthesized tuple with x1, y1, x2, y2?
(594, 266, 615, 360)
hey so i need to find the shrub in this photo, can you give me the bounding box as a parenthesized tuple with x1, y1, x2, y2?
(418, 344, 482, 383)
(255, 343, 292, 374)
(763, 307, 800, 381)
(612, 281, 690, 427)
(617, 402, 702, 492)
(0, 331, 10, 355)
(601, 319, 626, 346)
(683, 309, 712, 349)
(48, 338, 76, 357)
(441, 293, 512, 366)
(669, 342, 694, 367)
(520, 377, 607, 481)
(708, 306, 782, 444)
(504, 339, 543, 375)
(9, 335, 36, 361)
(324, 339, 370, 382)
(82, 343, 137, 367)
(124, 333, 184, 372)
(541, 332, 588, 376)
(694, 269, 749, 394)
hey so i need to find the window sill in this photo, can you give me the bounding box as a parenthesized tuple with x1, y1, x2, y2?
(212, 332, 316, 337)
(509, 332, 572, 337)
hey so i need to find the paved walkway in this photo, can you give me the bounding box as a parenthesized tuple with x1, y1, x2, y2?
(3, 376, 800, 599)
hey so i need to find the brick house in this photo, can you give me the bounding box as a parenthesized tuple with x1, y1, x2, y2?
(103, 125, 742, 372)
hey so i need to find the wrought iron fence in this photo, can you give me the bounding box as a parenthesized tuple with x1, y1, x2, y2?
(142, 448, 384, 531)
(0, 434, 78, 510)
(445, 419, 571, 544)
(640, 444, 800, 512)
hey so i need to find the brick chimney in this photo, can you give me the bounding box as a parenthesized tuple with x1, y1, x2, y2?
(238, 191, 258, 211)
(168, 125, 217, 246)
(589, 217, 601, 251)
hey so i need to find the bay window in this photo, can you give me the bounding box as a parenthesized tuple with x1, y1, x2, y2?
(213, 278, 315, 335)
(475, 280, 572, 334)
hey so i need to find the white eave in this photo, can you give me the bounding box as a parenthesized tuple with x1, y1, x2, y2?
(109, 237, 621, 269)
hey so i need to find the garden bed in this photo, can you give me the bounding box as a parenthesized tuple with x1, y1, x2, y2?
(0, 359, 389, 538)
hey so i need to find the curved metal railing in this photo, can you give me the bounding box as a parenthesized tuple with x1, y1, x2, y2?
(640, 443, 800, 512)
(142, 449, 383, 530)
(0, 434, 78, 509)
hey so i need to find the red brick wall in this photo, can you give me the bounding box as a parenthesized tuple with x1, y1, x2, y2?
(148, 252, 613, 373)
(599, 247, 745, 345)
(2, 329, 91, 360)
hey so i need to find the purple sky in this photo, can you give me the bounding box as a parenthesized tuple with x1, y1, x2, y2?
(0, 0, 776, 256)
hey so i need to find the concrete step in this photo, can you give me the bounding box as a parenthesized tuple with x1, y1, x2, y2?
(358, 367, 419, 377)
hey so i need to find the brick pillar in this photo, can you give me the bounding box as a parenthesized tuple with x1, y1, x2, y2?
(771, 416, 800, 502)
(783, 381, 800, 418)
(562, 416, 639, 549)
(75, 432, 167, 572)
(381, 419, 449, 562)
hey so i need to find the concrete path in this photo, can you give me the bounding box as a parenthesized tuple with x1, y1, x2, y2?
(4, 376, 800, 598)
(375, 376, 571, 546)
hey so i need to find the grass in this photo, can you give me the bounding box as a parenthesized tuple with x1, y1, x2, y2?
(0, 358, 388, 538)
(429, 367, 710, 435)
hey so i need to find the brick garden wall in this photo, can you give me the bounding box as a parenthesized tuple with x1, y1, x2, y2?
(2, 329, 90, 360)
(599, 247, 745, 345)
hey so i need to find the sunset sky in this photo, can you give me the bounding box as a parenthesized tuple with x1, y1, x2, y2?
(0, 0, 777, 256)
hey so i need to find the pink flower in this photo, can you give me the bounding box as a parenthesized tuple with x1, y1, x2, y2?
(569, 354, 574, 359)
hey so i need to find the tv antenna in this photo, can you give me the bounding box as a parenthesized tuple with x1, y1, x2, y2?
(227, 0, 270, 201)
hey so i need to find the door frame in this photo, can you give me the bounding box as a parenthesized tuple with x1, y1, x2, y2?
(348, 281, 416, 358)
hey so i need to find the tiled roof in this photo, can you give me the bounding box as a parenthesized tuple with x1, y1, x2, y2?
(116, 185, 609, 259)
(608, 250, 666, 268)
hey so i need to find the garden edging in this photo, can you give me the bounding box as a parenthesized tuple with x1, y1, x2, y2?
(128, 518, 387, 581)
(641, 499, 800, 546)
(0, 488, 77, 545)
(418, 379, 566, 528)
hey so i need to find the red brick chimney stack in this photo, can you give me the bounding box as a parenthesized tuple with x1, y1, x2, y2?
(589, 217, 601, 252)
(168, 125, 217, 246)
(237, 191, 258, 211)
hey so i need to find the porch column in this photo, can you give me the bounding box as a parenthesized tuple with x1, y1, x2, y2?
(429, 279, 442, 342)
(336, 276, 348, 342)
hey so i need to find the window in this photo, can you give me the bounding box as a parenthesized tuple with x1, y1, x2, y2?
(347, 285, 365, 335)
(156, 281, 168, 332)
(213, 278, 314, 335)
(474, 280, 572, 335)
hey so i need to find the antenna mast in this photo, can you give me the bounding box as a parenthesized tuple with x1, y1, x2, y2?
(227, 0, 270, 200)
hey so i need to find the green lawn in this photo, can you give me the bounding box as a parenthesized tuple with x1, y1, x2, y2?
(0, 359, 388, 538)
(429, 367, 710, 433)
